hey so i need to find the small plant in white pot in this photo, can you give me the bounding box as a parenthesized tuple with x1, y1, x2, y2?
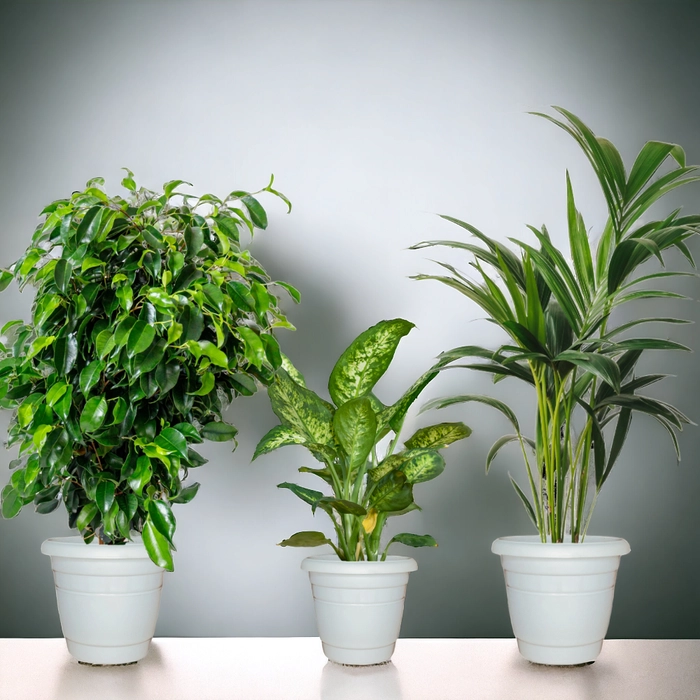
(0, 172, 296, 664)
(412, 107, 699, 665)
(253, 319, 471, 665)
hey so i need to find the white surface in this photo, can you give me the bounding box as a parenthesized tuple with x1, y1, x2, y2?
(1, 638, 698, 700)
(41, 537, 164, 664)
(493, 536, 630, 665)
(302, 555, 417, 665)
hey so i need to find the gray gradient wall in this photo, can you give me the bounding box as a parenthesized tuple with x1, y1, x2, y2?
(1, 0, 699, 639)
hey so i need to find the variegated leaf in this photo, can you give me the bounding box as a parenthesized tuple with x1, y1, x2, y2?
(328, 319, 414, 407)
(253, 425, 309, 460)
(404, 422, 471, 450)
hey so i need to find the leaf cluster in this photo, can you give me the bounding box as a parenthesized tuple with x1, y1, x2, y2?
(413, 107, 699, 542)
(253, 319, 471, 560)
(0, 172, 298, 569)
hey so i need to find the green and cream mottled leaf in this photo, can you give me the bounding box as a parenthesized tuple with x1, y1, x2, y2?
(404, 422, 472, 450)
(268, 369, 334, 445)
(333, 397, 376, 476)
(328, 319, 414, 407)
(253, 425, 309, 460)
(400, 448, 445, 484)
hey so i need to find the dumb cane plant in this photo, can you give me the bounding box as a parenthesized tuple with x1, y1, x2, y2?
(253, 319, 471, 561)
(413, 107, 699, 543)
(0, 172, 298, 569)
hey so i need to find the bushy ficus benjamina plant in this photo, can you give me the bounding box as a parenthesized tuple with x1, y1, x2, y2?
(253, 319, 471, 561)
(0, 171, 298, 570)
(413, 107, 699, 543)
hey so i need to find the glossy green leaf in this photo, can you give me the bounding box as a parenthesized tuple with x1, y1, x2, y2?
(54, 259, 73, 294)
(127, 320, 155, 356)
(76, 503, 98, 530)
(79, 360, 105, 395)
(278, 531, 332, 548)
(154, 427, 189, 460)
(80, 396, 108, 432)
(95, 481, 115, 514)
(171, 482, 200, 504)
(386, 533, 437, 549)
(143, 519, 173, 571)
(278, 481, 324, 506)
(200, 421, 238, 442)
(148, 500, 176, 546)
(1, 485, 21, 519)
(129, 456, 152, 496)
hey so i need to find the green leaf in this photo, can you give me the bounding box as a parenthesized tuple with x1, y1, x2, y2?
(509, 475, 537, 528)
(155, 361, 180, 394)
(45, 382, 68, 407)
(1, 485, 21, 519)
(197, 340, 228, 368)
(54, 385, 73, 421)
(33, 294, 62, 329)
(148, 500, 176, 547)
(143, 519, 174, 571)
(171, 482, 200, 504)
(278, 482, 324, 506)
(328, 319, 414, 407)
(54, 259, 73, 294)
(404, 422, 472, 449)
(81, 257, 104, 273)
(386, 533, 437, 549)
(79, 359, 105, 395)
(201, 283, 224, 312)
(80, 396, 108, 432)
(278, 531, 332, 548)
(421, 394, 520, 433)
(129, 456, 152, 497)
(76, 503, 98, 530)
(253, 425, 308, 460)
(188, 371, 215, 396)
(333, 397, 377, 476)
(555, 350, 621, 392)
(200, 421, 238, 442)
(76, 206, 103, 244)
(134, 338, 167, 375)
(184, 226, 204, 260)
(180, 305, 204, 342)
(127, 320, 156, 356)
(566, 172, 595, 294)
(401, 449, 445, 484)
(241, 195, 268, 229)
(237, 327, 265, 369)
(626, 141, 686, 200)
(26, 335, 55, 361)
(0, 269, 14, 292)
(486, 434, 535, 474)
(317, 497, 367, 516)
(95, 329, 115, 359)
(154, 427, 189, 460)
(95, 481, 115, 514)
(274, 280, 301, 303)
(53, 334, 78, 376)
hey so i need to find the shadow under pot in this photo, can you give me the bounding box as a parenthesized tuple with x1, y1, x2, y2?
(302, 554, 417, 666)
(41, 536, 165, 665)
(492, 535, 631, 666)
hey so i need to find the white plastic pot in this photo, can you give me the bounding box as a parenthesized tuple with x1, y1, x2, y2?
(492, 535, 631, 665)
(302, 554, 417, 665)
(41, 536, 165, 665)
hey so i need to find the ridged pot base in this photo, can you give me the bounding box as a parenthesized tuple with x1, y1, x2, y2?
(302, 555, 417, 666)
(42, 536, 165, 665)
(492, 536, 631, 666)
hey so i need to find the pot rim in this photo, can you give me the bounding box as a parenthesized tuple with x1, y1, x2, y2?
(301, 553, 418, 574)
(491, 535, 630, 558)
(41, 535, 151, 559)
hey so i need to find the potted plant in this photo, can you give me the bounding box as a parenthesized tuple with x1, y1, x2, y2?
(412, 107, 699, 665)
(0, 171, 297, 664)
(253, 318, 471, 665)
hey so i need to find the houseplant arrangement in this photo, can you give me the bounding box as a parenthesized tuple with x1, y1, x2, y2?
(412, 107, 699, 664)
(253, 318, 471, 664)
(0, 171, 297, 664)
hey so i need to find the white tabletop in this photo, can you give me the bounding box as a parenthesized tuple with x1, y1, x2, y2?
(0, 638, 698, 700)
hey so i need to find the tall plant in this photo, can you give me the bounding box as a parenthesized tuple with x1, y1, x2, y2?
(0, 172, 297, 569)
(253, 319, 471, 560)
(412, 107, 699, 542)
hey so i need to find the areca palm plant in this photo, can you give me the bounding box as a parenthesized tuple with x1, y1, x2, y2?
(412, 107, 699, 543)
